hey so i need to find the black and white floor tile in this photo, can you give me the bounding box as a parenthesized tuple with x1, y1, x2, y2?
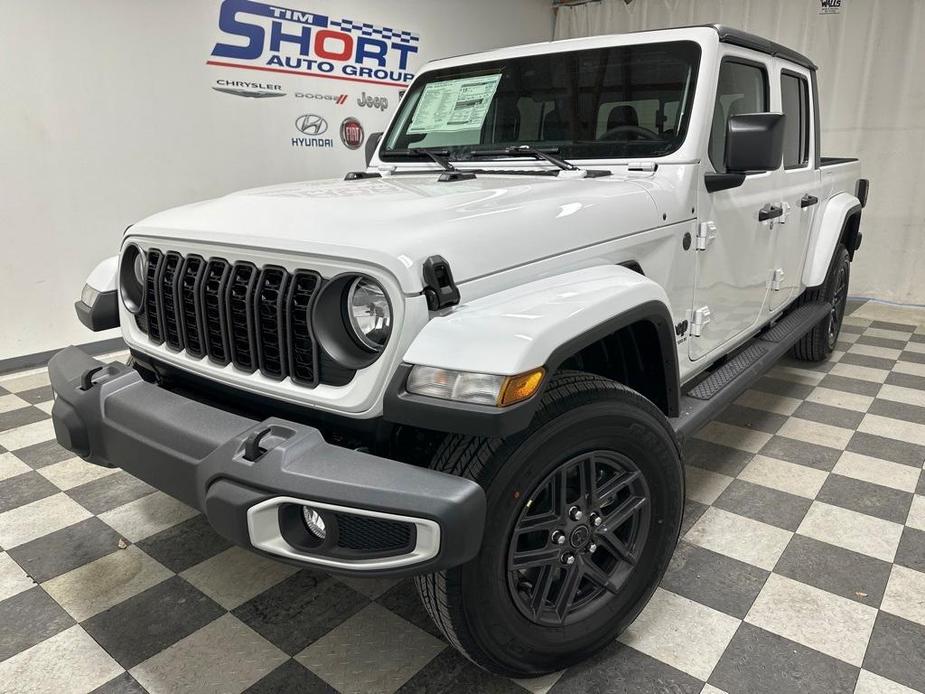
(2, 299, 925, 693)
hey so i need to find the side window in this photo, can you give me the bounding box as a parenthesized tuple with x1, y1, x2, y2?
(781, 72, 810, 168)
(709, 60, 769, 172)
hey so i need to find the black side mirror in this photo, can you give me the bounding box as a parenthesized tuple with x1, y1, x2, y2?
(705, 113, 785, 192)
(725, 113, 785, 173)
(365, 132, 383, 167)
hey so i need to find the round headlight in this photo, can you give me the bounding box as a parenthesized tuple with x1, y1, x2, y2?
(133, 250, 146, 286)
(119, 244, 146, 314)
(346, 277, 391, 350)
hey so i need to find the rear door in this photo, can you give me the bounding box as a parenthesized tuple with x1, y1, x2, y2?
(769, 63, 820, 311)
(691, 55, 778, 361)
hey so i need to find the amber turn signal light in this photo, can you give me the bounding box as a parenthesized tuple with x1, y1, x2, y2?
(498, 368, 545, 407)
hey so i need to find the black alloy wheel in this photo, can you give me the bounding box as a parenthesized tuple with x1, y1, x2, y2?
(507, 450, 650, 626)
(827, 259, 849, 350)
(415, 372, 684, 677)
(791, 244, 851, 362)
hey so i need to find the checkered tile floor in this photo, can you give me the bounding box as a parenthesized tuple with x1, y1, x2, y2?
(2, 300, 925, 694)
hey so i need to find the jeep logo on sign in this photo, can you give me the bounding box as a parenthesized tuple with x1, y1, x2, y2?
(357, 91, 389, 112)
(820, 0, 841, 14)
(295, 114, 328, 136)
(340, 117, 364, 149)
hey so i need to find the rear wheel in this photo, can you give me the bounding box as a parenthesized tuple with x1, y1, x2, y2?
(791, 244, 850, 362)
(415, 371, 684, 676)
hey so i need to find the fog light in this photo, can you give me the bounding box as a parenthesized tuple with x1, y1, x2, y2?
(302, 507, 327, 540)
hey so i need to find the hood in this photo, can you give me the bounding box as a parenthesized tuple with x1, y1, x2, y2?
(131, 173, 661, 293)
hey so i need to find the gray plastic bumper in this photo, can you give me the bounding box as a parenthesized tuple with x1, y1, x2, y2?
(48, 347, 486, 577)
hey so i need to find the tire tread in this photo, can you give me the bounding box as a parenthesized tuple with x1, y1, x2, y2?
(790, 244, 850, 362)
(414, 370, 679, 674)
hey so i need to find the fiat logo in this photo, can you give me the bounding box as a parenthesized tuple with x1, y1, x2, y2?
(340, 117, 365, 150)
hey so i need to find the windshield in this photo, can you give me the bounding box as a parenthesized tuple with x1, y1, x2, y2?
(382, 40, 701, 162)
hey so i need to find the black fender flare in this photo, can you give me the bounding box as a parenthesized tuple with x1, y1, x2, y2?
(383, 300, 680, 438)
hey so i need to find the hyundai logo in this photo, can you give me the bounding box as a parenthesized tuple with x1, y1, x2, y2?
(295, 114, 328, 136)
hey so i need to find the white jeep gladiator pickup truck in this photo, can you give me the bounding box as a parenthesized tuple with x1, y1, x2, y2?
(51, 25, 868, 676)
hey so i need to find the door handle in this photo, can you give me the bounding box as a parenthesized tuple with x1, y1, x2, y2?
(758, 204, 784, 222)
(800, 194, 819, 208)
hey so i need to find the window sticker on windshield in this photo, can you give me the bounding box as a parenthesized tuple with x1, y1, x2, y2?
(407, 74, 502, 133)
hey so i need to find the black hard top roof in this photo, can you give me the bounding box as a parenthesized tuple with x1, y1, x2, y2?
(707, 24, 817, 71)
(435, 24, 817, 72)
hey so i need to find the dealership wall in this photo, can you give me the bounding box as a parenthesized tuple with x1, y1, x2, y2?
(0, 0, 553, 360)
(555, 0, 925, 306)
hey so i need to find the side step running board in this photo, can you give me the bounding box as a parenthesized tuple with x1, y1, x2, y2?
(670, 301, 831, 441)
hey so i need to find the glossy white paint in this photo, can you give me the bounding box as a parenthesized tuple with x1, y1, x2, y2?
(129, 174, 662, 294)
(110, 27, 862, 418)
(803, 191, 862, 287)
(403, 265, 670, 376)
(770, 58, 819, 311)
(85, 256, 117, 293)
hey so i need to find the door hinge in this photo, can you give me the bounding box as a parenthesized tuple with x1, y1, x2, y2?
(770, 268, 784, 291)
(690, 306, 711, 337)
(627, 161, 658, 172)
(696, 221, 717, 251)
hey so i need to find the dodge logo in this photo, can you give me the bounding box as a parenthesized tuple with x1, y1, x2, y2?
(295, 114, 328, 136)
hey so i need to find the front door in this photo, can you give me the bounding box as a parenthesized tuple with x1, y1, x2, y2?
(691, 56, 778, 361)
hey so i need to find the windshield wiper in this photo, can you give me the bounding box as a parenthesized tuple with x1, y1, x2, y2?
(469, 145, 579, 171)
(387, 148, 457, 171)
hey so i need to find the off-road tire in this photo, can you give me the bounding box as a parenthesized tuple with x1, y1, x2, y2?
(791, 244, 851, 362)
(414, 371, 684, 677)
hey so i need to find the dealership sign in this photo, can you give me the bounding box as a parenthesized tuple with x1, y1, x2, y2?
(212, 79, 286, 98)
(292, 113, 334, 148)
(209, 0, 420, 87)
(340, 117, 364, 150)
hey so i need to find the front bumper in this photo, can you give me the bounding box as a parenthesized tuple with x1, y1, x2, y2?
(48, 347, 486, 577)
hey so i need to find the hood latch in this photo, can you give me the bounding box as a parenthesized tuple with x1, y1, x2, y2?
(422, 256, 460, 311)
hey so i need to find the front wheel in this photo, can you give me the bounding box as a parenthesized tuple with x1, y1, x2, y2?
(415, 371, 684, 676)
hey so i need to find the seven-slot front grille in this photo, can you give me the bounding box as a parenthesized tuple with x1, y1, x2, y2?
(161, 252, 183, 350)
(135, 249, 323, 386)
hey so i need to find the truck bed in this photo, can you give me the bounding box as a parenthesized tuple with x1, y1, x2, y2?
(819, 157, 862, 202)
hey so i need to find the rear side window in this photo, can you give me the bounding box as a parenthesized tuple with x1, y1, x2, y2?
(781, 72, 810, 168)
(709, 60, 769, 172)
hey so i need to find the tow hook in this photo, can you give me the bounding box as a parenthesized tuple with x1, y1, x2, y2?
(79, 366, 106, 391)
(79, 364, 124, 391)
(243, 427, 272, 462)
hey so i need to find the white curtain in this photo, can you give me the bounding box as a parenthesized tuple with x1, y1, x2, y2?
(555, 0, 925, 305)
